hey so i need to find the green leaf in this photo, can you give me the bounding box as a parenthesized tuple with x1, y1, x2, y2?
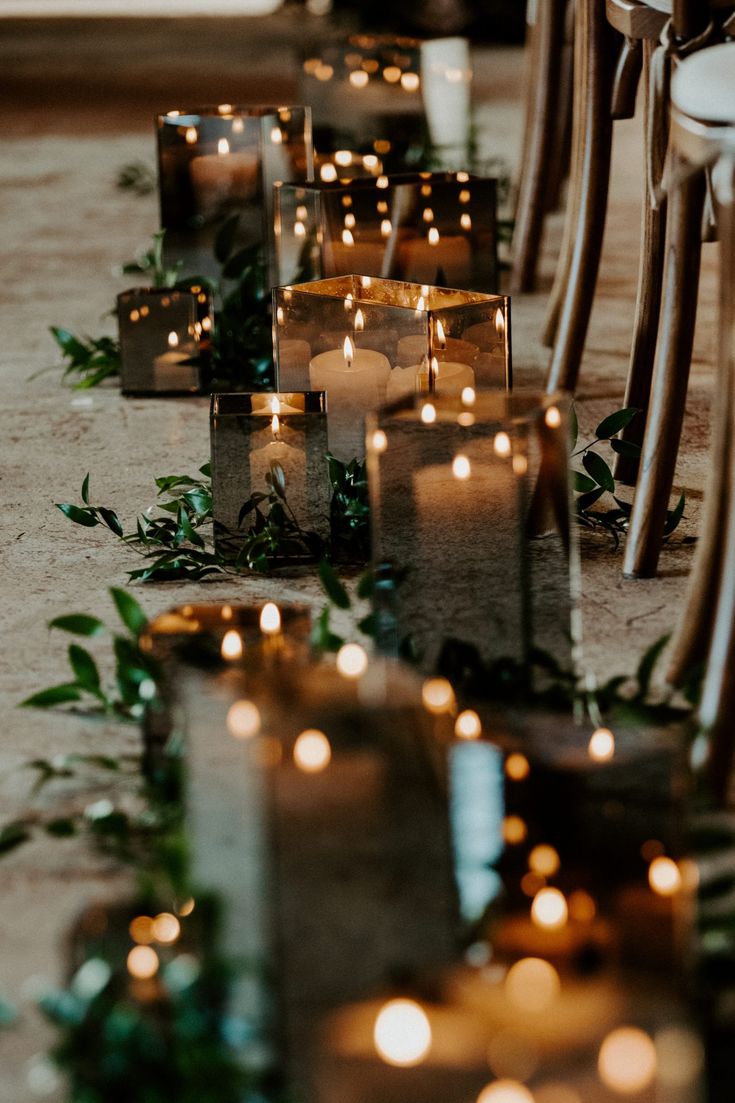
(569, 404, 578, 450)
(50, 326, 88, 362)
(45, 818, 77, 838)
(636, 634, 670, 698)
(81, 473, 90, 504)
(610, 438, 641, 458)
(49, 613, 106, 637)
(582, 451, 615, 493)
(68, 644, 101, 693)
(595, 407, 639, 439)
(20, 683, 83, 708)
(310, 607, 344, 652)
(318, 560, 351, 609)
(97, 507, 123, 538)
(664, 493, 686, 536)
(110, 588, 147, 636)
(56, 503, 100, 528)
(357, 613, 377, 637)
(0, 822, 31, 855)
(573, 471, 598, 494)
(214, 213, 240, 264)
(576, 486, 605, 512)
(356, 570, 374, 600)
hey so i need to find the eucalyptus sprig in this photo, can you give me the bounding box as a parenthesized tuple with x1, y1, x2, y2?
(571, 406, 685, 545)
(20, 586, 158, 719)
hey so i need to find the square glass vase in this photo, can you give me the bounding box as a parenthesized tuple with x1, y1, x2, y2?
(157, 104, 313, 287)
(210, 391, 330, 563)
(274, 274, 510, 462)
(365, 391, 580, 679)
(117, 284, 213, 396)
(274, 172, 498, 293)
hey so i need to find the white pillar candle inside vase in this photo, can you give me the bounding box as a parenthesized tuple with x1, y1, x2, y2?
(309, 335, 390, 461)
(420, 38, 473, 170)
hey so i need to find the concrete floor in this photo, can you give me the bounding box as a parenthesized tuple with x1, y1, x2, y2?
(0, 16, 718, 1101)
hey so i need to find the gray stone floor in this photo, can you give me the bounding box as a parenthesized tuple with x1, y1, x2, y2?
(0, 21, 718, 1101)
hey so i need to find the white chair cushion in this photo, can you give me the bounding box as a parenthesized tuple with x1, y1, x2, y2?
(671, 43, 735, 124)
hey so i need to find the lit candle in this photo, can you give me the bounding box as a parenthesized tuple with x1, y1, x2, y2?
(399, 232, 472, 287)
(152, 330, 198, 389)
(189, 137, 260, 217)
(309, 335, 390, 460)
(249, 396, 308, 516)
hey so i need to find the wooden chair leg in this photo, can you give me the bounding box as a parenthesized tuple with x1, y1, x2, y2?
(544, 0, 575, 214)
(545, 0, 618, 394)
(668, 171, 735, 688)
(510, 0, 566, 294)
(615, 38, 669, 486)
(622, 161, 706, 579)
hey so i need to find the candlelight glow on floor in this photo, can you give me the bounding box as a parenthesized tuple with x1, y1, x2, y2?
(373, 999, 432, 1067)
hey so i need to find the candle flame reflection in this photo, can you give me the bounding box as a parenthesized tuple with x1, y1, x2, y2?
(217, 138, 230, 155)
(343, 336, 354, 366)
(168, 331, 179, 348)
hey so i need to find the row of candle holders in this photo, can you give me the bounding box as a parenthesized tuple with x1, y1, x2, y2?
(61, 598, 718, 1103)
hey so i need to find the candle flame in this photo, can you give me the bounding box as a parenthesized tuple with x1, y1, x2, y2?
(168, 331, 179, 348)
(270, 126, 283, 144)
(381, 219, 392, 237)
(334, 149, 353, 166)
(320, 163, 338, 182)
(435, 320, 446, 348)
(221, 629, 243, 660)
(428, 227, 440, 246)
(217, 138, 230, 155)
(344, 212, 356, 229)
(342, 228, 355, 246)
(185, 126, 198, 144)
(422, 207, 434, 223)
(460, 212, 472, 231)
(260, 601, 282, 635)
(376, 175, 389, 189)
(271, 413, 280, 435)
(457, 170, 470, 182)
(430, 355, 440, 380)
(343, 336, 354, 366)
(294, 220, 306, 238)
(344, 293, 353, 312)
(495, 307, 506, 337)
(270, 395, 281, 414)
(354, 308, 365, 332)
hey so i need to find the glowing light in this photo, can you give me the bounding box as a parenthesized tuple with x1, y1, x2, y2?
(376, 175, 389, 189)
(350, 69, 369, 88)
(294, 220, 306, 238)
(342, 228, 355, 247)
(505, 957, 560, 1013)
(459, 188, 471, 203)
(568, 889, 596, 921)
(343, 336, 354, 366)
(502, 815, 527, 845)
(315, 63, 334, 81)
(531, 887, 568, 930)
(421, 183, 432, 197)
(455, 709, 482, 739)
(217, 103, 233, 114)
(355, 308, 365, 332)
(296, 205, 308, 221)
(270, 126, 283, 144)
(648, 856, 682, 896)
(421, 402, 436, 424)
(168, 331, 179, 348)
(461, 212, 472, 231)
(598, 1027, 656, 1094)
(232, 117, 244, 133)
(336, 642, 368, 678)
(129, 309, 140, 322)
(383, 65, 401, 83)
(423, 207, 434, 223)
(344, 212, 356, 229)
(363, 154, 379, 171)
(422, 677, 455, 713)
(588, 727, 615, 762)
(320, 163, 338, 182)
(428, 227, 440, 245)
(513, 454, 529, 476)
(374, 999, 431, 1067)
(344, 293, 353, 311)
(377, 199, 389, 214)
(152, 912, 180, 944)
(271, 412, 280, 437)
(401, 72, 420, 92)
(529, 845, 560, 878)
(435, 319, 446, 347)
(545, 405, 562, 429)
(217, 138, 230, 155)
(129, 916, 154, 944)
(276, 306, 285, 325)
(342, 195, 353, 208)
(361, 276, 372, 288)
(334, 150, 353, 168)
(185, 126, 198, 144)
(521, 872, 546, 897)
(371, 429, 388, 453)
(476, 1082, 535, 1103)
(453, 454, 471, 480)
(494, 431, 512, 458)
(127, 945, 159, 980)
(270, 395, 281, 414)
(381, 219, 392, 236)
(462, 386, 476, 406)
(496, 307, 506, 336)
(260, 602, 281, 636)
(303, 56, 321, 73)
(457, 170, 470, 182)
(293, 729, 332, 772)
(177, 898, 195, 917)
(221, 629, 243, 660)
(505, 753, 530, 781)
(226, 700, 261, 740)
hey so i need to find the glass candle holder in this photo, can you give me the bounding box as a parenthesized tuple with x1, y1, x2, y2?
(365, 391, 579, 679)
(300, 35, 425, 170)
(157, 104, 313, 288)
(274, 172, 498, 292)
(117, 284, 214, 396)
(315, 149, 384, 184)
(274, 275, 510, 462)
(173, 649, 458, 1093)
(139, 601, 313, 776)
(210, 391, 330, 562)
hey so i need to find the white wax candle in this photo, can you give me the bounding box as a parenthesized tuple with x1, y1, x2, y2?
(249, 420, 307, 521)
(385, 364, 419, 402)
(399, 234, 472, 287)
(416, 359, 475, 396)
(325, 238, 386, 277)
(190, 145, 259, 214)
(309, 340, 390, 461)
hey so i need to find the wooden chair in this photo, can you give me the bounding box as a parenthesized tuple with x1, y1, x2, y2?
(661, 42, 735, 804)
(510, 0, 573, 293)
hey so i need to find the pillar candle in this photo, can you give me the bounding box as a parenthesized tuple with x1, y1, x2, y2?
(309, 338, 390, 460)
